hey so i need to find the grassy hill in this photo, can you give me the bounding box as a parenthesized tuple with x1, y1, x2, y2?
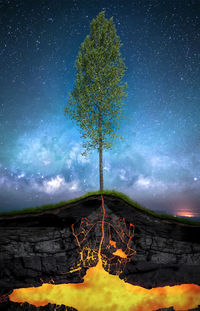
(0, 189, 200, 226)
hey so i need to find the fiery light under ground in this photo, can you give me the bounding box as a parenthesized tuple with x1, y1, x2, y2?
(8, 195, 200, 310)
(9, 262, 200, 311)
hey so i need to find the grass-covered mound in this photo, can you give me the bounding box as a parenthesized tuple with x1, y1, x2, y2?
(0, 189, 200, 226)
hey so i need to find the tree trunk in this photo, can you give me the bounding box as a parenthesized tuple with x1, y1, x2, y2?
(99, 105, 103, 191)
(99, 141, 103, 191)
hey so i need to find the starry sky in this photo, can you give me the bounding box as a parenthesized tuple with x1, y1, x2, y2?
(0, 0, 200, 216)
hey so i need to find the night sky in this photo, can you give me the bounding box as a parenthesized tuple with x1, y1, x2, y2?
(0, 0, 200, 217)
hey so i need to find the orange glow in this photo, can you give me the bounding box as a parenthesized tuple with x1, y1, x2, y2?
(7, 195, 200, 310)
(175, 205, 196, 218)
(176, 211, 195, 218)
(70, 194, 136, 275)
(112, 248, 127, 258)
(9, 263, 200, 311)
(109, 240, 117, 248)
(98, 193, 106, 258)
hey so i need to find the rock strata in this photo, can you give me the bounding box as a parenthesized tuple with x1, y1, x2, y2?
(0, 302, 76, 310)
(155, 308, 174, 311)
(0, 194, 200, 292)
(1, 302, 200, 311)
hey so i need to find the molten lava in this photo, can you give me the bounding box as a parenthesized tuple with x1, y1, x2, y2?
(8, 195, 200, 310)
(9, 262, 200, 311)
(112, 248, 127, 258)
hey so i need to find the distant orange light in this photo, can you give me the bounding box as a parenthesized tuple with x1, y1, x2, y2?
(176, 211, 195, 218)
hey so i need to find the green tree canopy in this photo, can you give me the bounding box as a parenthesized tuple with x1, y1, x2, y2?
(64, 11, 127, 190)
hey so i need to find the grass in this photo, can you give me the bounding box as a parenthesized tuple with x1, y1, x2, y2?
(0, 189, 200, 226)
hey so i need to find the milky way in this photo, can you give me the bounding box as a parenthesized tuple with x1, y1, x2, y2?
(0, 0, 200, 216)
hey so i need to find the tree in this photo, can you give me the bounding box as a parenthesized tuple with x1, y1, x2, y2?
(64, 11, 127, 191)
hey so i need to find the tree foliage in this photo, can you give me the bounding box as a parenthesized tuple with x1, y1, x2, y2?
(64, 11, 127, 156)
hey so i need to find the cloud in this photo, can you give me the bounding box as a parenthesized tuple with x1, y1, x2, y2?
(0, 168, 83, 212)
(42, 175, 66, 194)
(136, 175, 150, 188)
(1, 128, 200, 215)
(33, 175, 80, 194)
(134, 174, 182, 194)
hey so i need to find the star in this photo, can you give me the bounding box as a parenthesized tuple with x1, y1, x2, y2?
(0, 0, 199, 217)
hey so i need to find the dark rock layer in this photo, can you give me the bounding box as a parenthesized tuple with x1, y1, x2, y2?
(0, 301, 76, 310)
(1, 301, 200, 311)
(0, 194, 200, 293)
